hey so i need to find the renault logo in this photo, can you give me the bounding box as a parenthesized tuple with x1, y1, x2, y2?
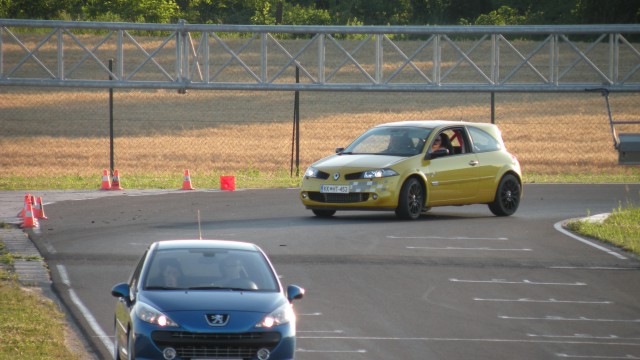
(333, 173, 340, 181)
(205, 314, 229, 326)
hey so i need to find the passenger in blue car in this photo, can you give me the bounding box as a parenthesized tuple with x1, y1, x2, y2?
(220, 256, 258, 290)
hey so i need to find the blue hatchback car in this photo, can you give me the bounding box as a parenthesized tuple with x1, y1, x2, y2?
(111, 240, 305, 360)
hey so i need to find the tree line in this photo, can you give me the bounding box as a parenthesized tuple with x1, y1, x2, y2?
(1, 0, 638, 26)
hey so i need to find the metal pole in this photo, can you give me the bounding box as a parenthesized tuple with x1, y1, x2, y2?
(291, 66, 300, 176)
(109, 59, 114, 175)
(295, 66, 300, 177)
(490, 92, 495, 124)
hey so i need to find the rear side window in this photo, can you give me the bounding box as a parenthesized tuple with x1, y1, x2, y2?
(469, 127, 502, 153)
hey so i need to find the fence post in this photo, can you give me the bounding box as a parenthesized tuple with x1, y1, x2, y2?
(109, 59, 114, 175)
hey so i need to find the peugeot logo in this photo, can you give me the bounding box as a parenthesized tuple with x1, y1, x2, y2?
(333, 172, 340, 181)
(205, 314, 230, 326)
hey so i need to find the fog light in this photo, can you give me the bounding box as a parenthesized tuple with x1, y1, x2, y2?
(257, 348, 271, 360)
(372, 194, 378, 200)
(301, 192, 308, 199)
(163, 347, 177, 360)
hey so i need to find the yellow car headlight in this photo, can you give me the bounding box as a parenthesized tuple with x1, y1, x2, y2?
(362, 169, 399, 179)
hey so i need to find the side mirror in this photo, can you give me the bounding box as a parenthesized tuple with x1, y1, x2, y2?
(426, 148, 449, 160)
(287, 285, 305, 302)
(335, 147, 345, 154)
(111, 283, 130, 300)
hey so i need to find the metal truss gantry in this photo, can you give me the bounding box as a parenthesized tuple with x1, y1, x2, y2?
(1, 19, 639, 92)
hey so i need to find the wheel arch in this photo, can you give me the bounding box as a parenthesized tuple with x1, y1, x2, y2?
(491, 168, 523, 198)
(402, 173, 428, 207)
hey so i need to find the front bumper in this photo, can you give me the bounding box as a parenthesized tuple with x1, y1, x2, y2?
(300, 177, 402, 210)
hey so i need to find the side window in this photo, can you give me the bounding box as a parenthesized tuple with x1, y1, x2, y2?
(448, 128, 471, 155)
(129, 251, 147, 300)
(469, 127, 502, 153)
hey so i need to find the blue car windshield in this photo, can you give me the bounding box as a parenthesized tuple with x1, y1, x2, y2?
(342, 126, 432, 156)
(144, 248, 279, 292)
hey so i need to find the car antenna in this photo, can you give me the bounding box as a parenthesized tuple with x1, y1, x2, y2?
(197, 209, 202, 240)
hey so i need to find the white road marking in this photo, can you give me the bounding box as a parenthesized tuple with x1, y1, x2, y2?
(297, 348, 367, 353)
(57, 264, 71, 286)
(474, 297, 612, 304)
(297, 335, 640, 346)
(557, 354, 640, 359)
(528, 334, 640, 341)
(554, 220, 627, 260)
(389, 236, 509, 240)
(408, 246, 531, 251)
(550, 266, 636, 270)
(500, 315, 640, 323)
(56, 265, 114, 353)
(298, 330, 344, 334)
(450, 278, 586, 286)
(298, 312, 323, 316)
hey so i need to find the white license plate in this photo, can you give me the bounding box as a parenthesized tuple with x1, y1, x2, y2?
(320, 185, 349, 194)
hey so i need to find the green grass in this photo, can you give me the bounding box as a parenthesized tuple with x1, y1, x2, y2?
(2, 170, 640, 191)
(0, 278, 80, 359)
(567, 203, 640, 256)
(0, 170, 304, 191)
(0, 238, 79, 359)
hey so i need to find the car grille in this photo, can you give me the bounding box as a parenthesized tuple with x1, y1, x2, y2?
(308, 192, 369, 203)
(151, 331, 281, 359)
(315, 171, 330, 180)
(344, 172, 364, 180)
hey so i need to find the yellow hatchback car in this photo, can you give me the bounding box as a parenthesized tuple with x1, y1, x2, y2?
(300, 120, 522, 220)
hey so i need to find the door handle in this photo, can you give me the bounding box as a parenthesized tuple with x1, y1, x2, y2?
(468, 160, 479, 166)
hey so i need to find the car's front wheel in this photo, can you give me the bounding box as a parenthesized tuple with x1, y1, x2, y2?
(488, 174, 521, 216)
(113, 324, 121, 360)
(127, 330, 135, 360)
(395, 177, 424, 220)
(312, 209, 336, 218)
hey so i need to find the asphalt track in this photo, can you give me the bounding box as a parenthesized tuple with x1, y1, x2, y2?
(6, 184, 640, 360)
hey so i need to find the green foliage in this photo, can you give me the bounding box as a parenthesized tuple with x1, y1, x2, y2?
(3, 0, 639, 25)
(0, 0, 640, 25)
(83, 0, 180, 23)
(250, 0, 276, 25)
(468, 5, 527, 25)
(283, 3, 332, 26)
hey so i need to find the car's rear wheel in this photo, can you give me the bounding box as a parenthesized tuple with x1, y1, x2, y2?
(488, 174, 521, 216)
(395, 178, 424, 220)
(312, 209, 336, 218)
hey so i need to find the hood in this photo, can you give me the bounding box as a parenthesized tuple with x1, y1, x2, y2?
(314, 154, 408, 169)
(139, 290, 286, 314)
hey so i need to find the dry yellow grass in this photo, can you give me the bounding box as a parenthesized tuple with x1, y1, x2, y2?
(1, 34, 639, 184)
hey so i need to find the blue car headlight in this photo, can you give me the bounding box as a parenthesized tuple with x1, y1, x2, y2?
(362, 168, 399, 179)
(255, 303, 295, 328)
(136, 302, 179, 328)
(304, 166, 320, 179)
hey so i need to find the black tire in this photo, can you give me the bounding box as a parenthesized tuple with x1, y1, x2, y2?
(312, 209, 336, 218)
(395, 178, 424, 220)
(127, 330, 135, 360)
(113, 325, 121, 360)
(488, 174, 521, 216)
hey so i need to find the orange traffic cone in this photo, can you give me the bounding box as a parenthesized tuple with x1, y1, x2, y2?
(100, 169, 111, 190)
(34, 196, 48, 220)
(111, 169, 124, 190)
(19, 193, 31, 218)
(182, 169, 195, 190)
(21, 203, 39, 229)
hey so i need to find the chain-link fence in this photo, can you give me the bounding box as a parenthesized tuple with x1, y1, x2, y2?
(1, 87, 639, 188)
